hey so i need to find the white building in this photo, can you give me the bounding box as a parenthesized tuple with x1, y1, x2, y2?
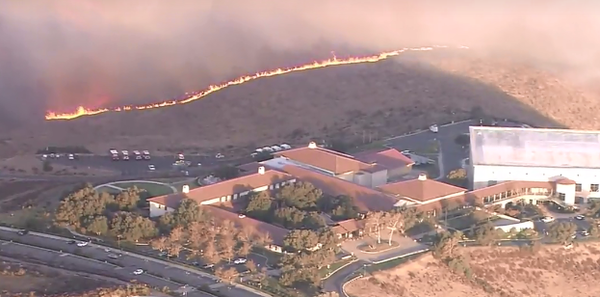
(469, 126, 600, 205)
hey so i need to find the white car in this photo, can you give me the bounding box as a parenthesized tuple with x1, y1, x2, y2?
(540, 216, 555, 223)
(233, 258, 247, 264)
(215, 153, 225, 159)
(76, 241, 89, 247)
(238, 214, 246, 218)
(148, 165, 155, 171)
(68, 154, 75, 160)
(575, 215, 585, 220)
(133, 269, 144, 275)
(280, 144, 292, 150)
(429, 124, 439, 133)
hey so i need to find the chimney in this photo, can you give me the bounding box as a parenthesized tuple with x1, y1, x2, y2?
(258, 166, 266, 175)
(308, 141, 317, 149)
(182, 185, 190, 193)
(418, 173, 427, 181)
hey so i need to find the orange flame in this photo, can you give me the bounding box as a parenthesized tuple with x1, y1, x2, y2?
(45, 45, 468, 121)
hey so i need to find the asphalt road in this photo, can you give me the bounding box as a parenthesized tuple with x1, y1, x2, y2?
(0, 239, 214, 297)
(0, 228, 266, 297)
(386, 119, 528, 181)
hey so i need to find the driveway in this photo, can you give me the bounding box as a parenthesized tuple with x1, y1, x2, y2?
(0, 227, 268, 297)
(341, 235, 427, 263)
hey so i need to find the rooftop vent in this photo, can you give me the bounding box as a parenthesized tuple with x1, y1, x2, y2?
(182, 185, 190, 193)
(308, 142, 317, 149)
(258, 166, 266, 175)
(418, 173, 427, 181)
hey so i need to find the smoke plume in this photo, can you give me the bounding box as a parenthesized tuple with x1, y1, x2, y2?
(1, 0, 599, 120)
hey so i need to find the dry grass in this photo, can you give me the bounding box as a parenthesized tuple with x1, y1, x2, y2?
(2, 50, 600, 158)
(0, 257, 115, 296)
(346, 242, 600, 297)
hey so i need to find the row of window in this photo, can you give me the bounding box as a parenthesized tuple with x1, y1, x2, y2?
(575, 183, 600, 192)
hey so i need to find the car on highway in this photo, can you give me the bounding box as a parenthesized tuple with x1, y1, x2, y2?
(148, 164, 155, 171)
(575, 215, 586, 220)
(107, 253, 122, 259)
(215, 153, 225, 159)
(77, 241, 90, 247)
(133, 269, 144, 275)
(233, 258, 247, 264)
(540, 216, 555, 223)
(238, 214, 246, 218)
(142, 150, 151, 160)
(17, 229, 29, 236)
(202, 263, 215, 269)
(429, 124, 439, 133)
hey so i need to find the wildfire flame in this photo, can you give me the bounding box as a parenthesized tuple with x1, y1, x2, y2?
(45, 45, 468, 121)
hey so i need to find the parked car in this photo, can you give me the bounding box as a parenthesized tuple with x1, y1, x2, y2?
(107, 253, 122, 259)
(233, 258, 247, 264)
(148, 164, 155, 171)
(215, 153, 225, 159)
(238, 214, 246, 218)
(202, 263, 215, 269)
(575, 215, 585, 220)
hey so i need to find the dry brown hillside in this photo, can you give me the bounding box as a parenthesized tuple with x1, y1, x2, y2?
(2, 50, 600, 157)
(346, 243, 600, 297)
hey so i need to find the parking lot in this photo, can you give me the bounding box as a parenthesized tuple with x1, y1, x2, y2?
(50, 154, 220, 176)
(385, 119, 528, 181)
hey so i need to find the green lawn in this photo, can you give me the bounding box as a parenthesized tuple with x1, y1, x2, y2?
(94, 185, 123, 195)
(319, 258, 355, 278)
(109, 181, 175, 197)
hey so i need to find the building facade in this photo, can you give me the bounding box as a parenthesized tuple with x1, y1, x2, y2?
(469, 126, 600, 205)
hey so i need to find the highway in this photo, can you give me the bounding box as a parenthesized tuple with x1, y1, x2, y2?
(0, 227, 268, 297)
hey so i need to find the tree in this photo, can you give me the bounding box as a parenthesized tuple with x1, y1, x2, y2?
(213, 166, 239, 180)
(174, 199, 204, 227)
(283, 229, 320, 251)
(245, 259, 258, 274)
(274, 207, 306, 229)
(365, 211, 385, 244)
(256, 267, 268, 288)
(151, 237, 169, 253)
(432, 231, 463, 261)
(303, 211, 326, 230)
(215, 267, 238, 284)
(547, 221, 577, 243)
(256, 232, 272, 247)
(202, 241, 220, 265)
(385, 211, 406, 246)
(55, 185, 114, 228)
(114, 186, 142, 210)
(84, 216, 109, 236)
(589, 224, 600, 237)
(472, 222, 500, 246)
(110, 212, 158, 242)
(217, 220, 237, 262)
(447, 169, 467, 180)
(276, 182, 322, 210)
(244, 191, 273, 221)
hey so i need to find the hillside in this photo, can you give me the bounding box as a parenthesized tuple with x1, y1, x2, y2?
(346, 243, 600, 297)
(2, 50, 600, 157)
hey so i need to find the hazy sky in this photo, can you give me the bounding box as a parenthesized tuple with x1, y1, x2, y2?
(1, 0, 599, 120)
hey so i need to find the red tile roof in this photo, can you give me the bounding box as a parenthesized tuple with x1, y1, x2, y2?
(203, 206, 289, 246)
(281, 165, 397, 212)
(378, 177, 466, 203)
(331, 219, 366, 235)
(274, 146, 373, 175)
(148, 169, 293, 207)
(354, 148, 414, 169)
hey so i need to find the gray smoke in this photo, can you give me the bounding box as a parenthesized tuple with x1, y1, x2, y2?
(1, 0, 599, 117)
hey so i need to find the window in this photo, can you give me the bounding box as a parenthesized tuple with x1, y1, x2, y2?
(558, 193, 566, 201)
(591, 184, 600, 192)
(576, 184, 582, 192)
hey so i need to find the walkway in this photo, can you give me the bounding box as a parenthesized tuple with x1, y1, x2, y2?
(93, 179, 178, 194)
